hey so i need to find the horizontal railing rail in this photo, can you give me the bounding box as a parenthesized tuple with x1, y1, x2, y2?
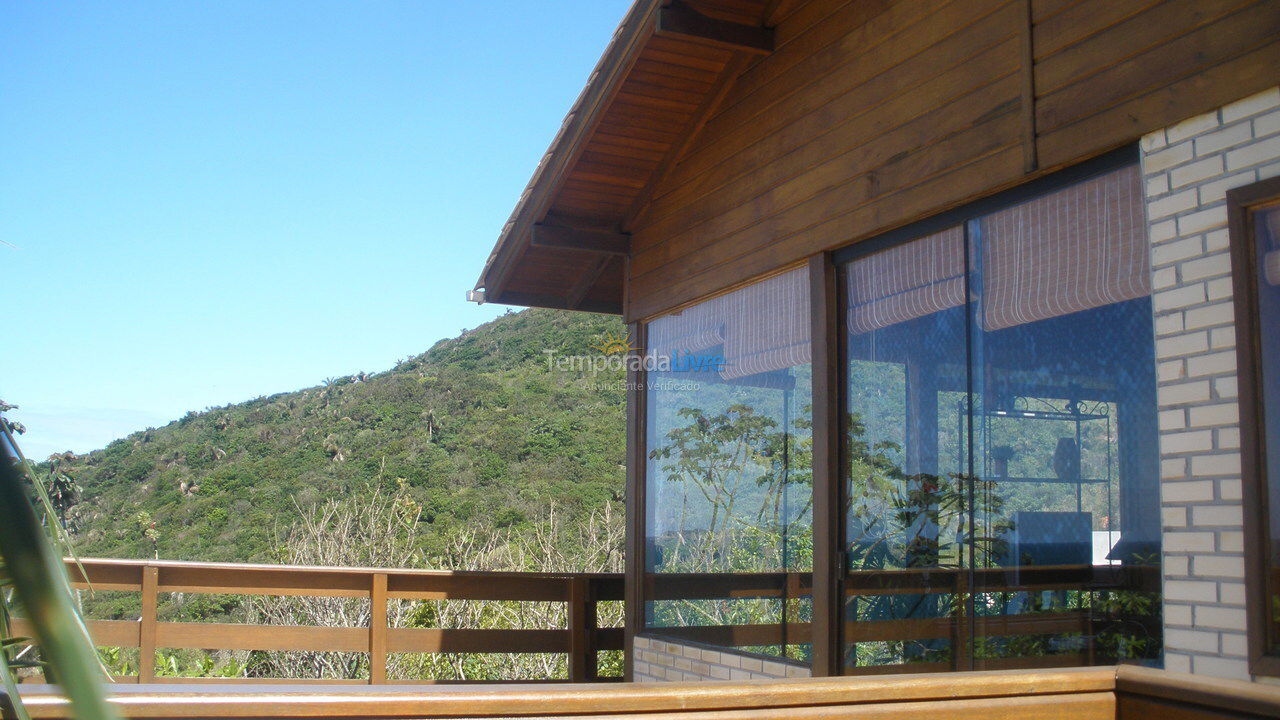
(643, 564, 1160, 673)
(12, 558, 624, 685)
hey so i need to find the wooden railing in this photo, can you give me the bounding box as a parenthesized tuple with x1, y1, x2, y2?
(12, 558, 623, 684)
(11, 665, 1280, 719)
(644, 564, 1160, 673)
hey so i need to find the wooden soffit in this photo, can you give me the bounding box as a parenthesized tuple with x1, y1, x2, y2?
(472, 0, 778, 315)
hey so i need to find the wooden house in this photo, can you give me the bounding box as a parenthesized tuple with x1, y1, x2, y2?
(474, 0, 1280, 684)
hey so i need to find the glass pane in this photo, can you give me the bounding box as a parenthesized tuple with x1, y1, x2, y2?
(970, 164, 1162, 669)
(643, 268, 813, 663)
(842, 226, 970, 674)
(1254, 204, 1280, 653)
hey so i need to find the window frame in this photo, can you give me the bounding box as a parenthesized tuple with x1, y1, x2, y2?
(1228, 175, 1280, 678)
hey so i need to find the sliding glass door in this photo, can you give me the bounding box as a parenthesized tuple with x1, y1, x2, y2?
(839, 162, 1162, 674)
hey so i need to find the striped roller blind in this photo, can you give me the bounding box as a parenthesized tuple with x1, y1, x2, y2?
(717, 267, 810, 380)
(845, 225, 966, 334)
(844, 163, 1149, 335)
(980, 163, 1149, 331)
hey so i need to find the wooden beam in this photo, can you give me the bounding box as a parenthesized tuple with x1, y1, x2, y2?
(808, 253, 840, 677)
(496, 290, 622, 315)
(568, 256, 615, 310)
(656, 1, 774, 56)
(531, 223, 631, 256)
(1019, 0, 1038, 173)
(623, 320, 648, 681)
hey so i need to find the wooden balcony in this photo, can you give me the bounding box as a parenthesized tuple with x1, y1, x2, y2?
(11, 664, 1280, 719)
(10, 558, 623, 684)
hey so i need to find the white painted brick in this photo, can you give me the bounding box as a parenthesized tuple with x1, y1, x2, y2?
(1159, 408, 1186, 430)
(1194, 123, 1252, 156)
(1155, 312, 1184, 336)
(1218, 476, 1239, 499)
(1193, 555, 1244, 579)
(1221, 633, 1249, 657)
(1217, 427, 1241, 451)
(1165, 603, 1193, 625)
(1190, 452, 1240, 476)
(1180, 253, 1231, 282)
(1158, 359, 1186, 382)
(1166, 555, 1191, 576)
(1220, 581, 1246, 604)
(1141, 128, 1168, 152)
(1209, 325, 1236, 349)
(1198, 171, 1258, 204)
(1149, 189, 1198, 221)
(1256, 108, 1280, 138)
(1205, 228, 1230, 252)
(1152, 266, 1179, 291)
(1168, 111, 1221, 143)
(1144, 141, 1193, 173)
(1186, 351, 1237, 378)
(1165, 579, 1218, 602)
(1183, 302, 1234, 330)
(1171, 155, 1224, 188)
(1219, 532, 1245, 553)
(1178, 206, 1227, 236)
(1214, 375, 1238, 399)
(1146, 173, 1170, 197)
(1151, 218, 1178, 242)
(1152, 236, 1204, 267)
(1187, 402, 1238, 427)
(1162, 456, 1189, 479)
(1154, 285, 1207, 313)
(1165, 627, 1219, 653)
(1165, 652, 1193, 674)
(1226, 135, 1280, 171)
(1192, 655, 1248, 680)
(1162, 506, 1189, 527)
(1191, 504, 1242, 527)
(1206, 277, 1233, 301)
(1160, 380, 1212, 406)
(1160, 429, 1214, 453)
(1221, 86, 1280, 123)
(1164, 532, 1216, 552)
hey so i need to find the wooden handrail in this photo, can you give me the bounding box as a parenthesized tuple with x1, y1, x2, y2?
(11, 558, 624, 685)
(13, 665, 1280, 719)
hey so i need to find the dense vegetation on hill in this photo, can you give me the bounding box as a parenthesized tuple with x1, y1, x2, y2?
(43, 308, 627, 564)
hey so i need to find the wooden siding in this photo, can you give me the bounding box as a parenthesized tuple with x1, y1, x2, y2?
(622, 0, 1280, 320)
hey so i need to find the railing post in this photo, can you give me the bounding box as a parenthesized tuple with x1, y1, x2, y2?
(369, 573, 388, 684)
(568, 576, 593, 682)
(138, 565, 158, 683)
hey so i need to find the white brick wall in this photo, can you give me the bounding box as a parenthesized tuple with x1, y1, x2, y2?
(631, 636, 808, 682)
(1140, 85, 1280, 681)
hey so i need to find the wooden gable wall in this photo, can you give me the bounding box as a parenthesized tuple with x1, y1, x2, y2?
(624, 0, 1280, 321)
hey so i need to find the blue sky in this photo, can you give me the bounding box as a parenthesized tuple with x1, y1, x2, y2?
(1, 0, 631, 460)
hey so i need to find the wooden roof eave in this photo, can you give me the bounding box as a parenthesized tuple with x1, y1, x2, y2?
(473, 1, 776, 317)
(473, 0, 664, 313)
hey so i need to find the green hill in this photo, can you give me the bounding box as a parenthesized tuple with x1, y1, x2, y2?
(45, 308, 627, 563)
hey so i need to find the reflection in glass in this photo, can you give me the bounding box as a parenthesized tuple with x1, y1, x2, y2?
(840, 164, 1162, 674)
(643, 268, 813, 662)
(1250, 204, 1280, 653)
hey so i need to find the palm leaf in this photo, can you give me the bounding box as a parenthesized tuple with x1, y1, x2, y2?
(0, 455, 119, 719)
